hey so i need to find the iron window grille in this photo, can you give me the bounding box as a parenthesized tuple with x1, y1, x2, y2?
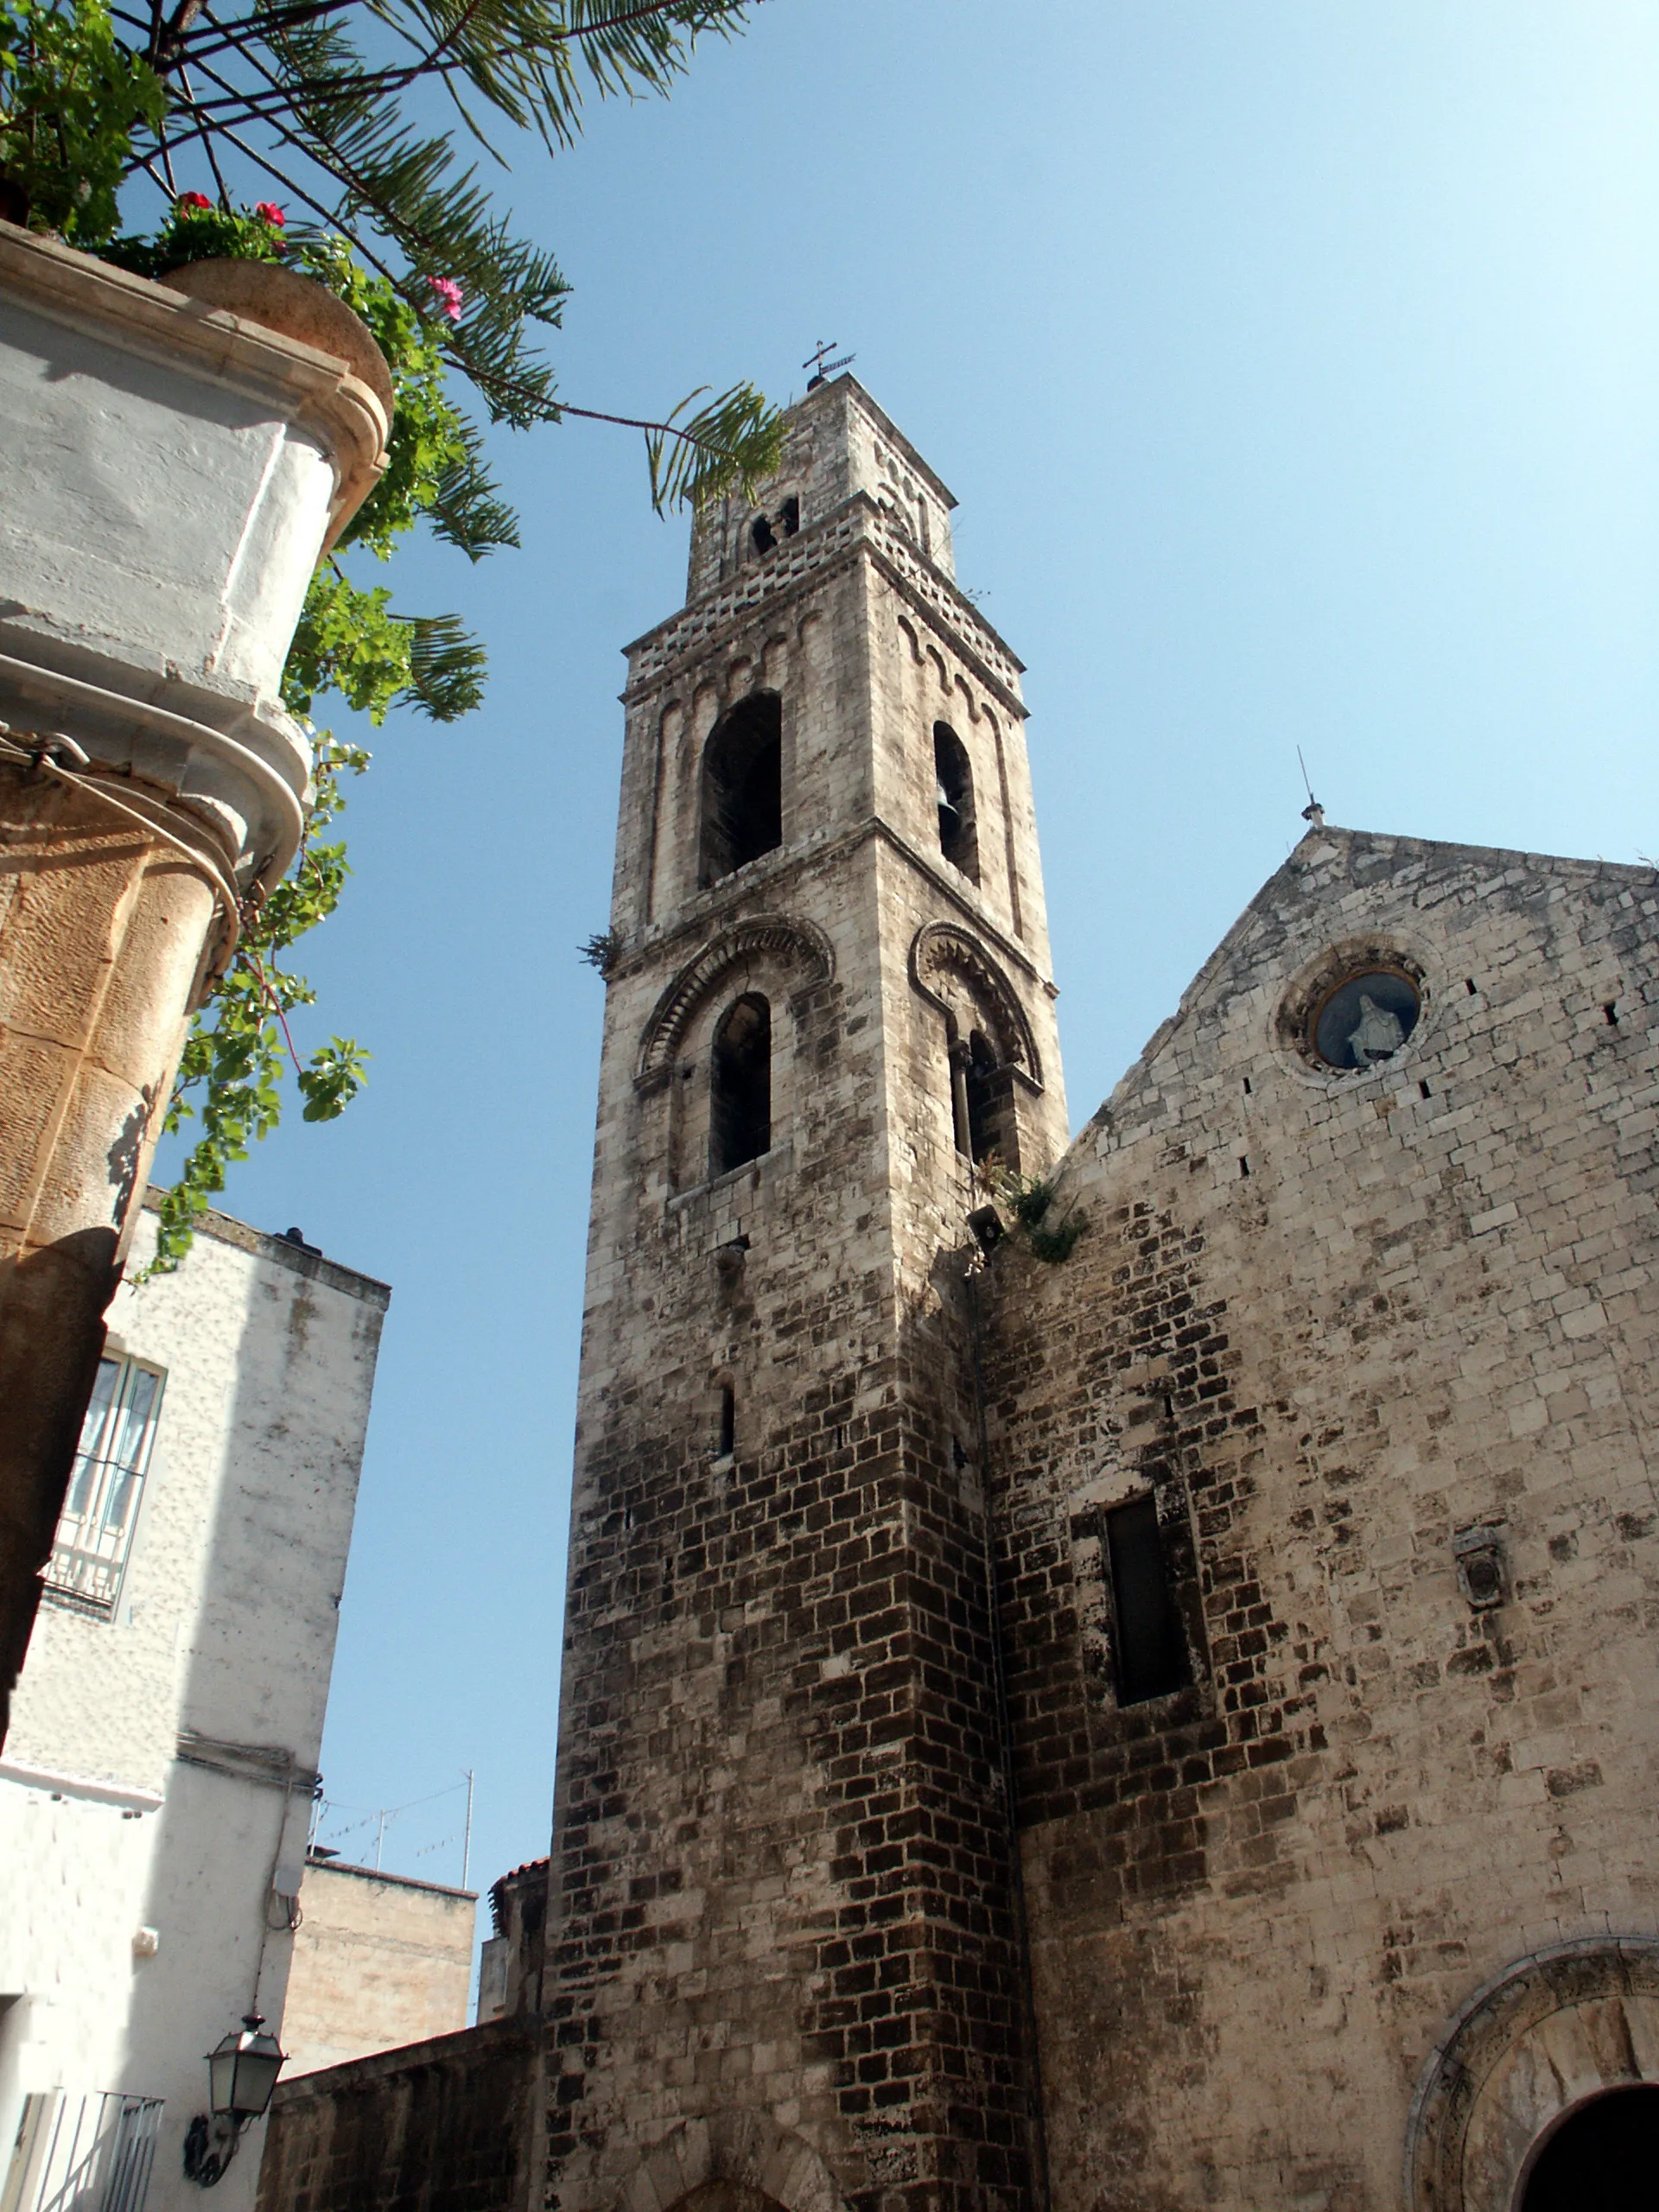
(45, 1354, 165, 1616)
(3, 2091, 164, 2212)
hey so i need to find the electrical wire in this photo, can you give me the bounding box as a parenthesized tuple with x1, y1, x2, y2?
(0, 728, 245, 969)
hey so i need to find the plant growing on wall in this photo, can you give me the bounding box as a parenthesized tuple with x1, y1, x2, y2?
(984, 1165, 1084, 1265)
(0, 0, 785, 1263)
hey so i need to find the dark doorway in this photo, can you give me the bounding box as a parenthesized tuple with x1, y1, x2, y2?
(700, 695, 782, 884)
(1105, 1495, 1191, 1705)
(710, 995, 771, 1177)
(1522, 2084, 1659, 2211)
(933, 721, 979, 880)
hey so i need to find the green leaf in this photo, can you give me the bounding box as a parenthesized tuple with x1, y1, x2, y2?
(645, 383, 785, 515)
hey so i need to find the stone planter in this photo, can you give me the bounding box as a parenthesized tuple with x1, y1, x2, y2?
(0, 224, 391, 787)
(0, 222, 394, 1737)
(159, 257, 397, 443)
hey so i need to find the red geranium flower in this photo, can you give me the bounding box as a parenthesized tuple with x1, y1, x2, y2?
(177, 191, 213, 211)
(255, 202, 286, 228)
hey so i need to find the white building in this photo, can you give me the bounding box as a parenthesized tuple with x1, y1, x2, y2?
(0, 1197, 388, 2212)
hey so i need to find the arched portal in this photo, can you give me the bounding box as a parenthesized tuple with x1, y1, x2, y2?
(1521, 2084, 1659, 2212)
(609, 2109, 850, 2212)
(669, 2187, 785, 2212)
(1404, 1939, 1659, 2212)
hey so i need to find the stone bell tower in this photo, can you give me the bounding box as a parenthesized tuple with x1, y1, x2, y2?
(546, 376, 1069, 2212)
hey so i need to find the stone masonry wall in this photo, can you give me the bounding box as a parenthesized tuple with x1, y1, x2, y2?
(541, 380, 1070, 2212)
(980, 826, 1659, 2211)
(257, 2020, 540, 2212)
(282, 1862, 476, 2077)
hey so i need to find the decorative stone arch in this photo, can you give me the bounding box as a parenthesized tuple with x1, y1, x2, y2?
(612, 2110, 850, 2212)
(635, 916, 835, 1093)
(909, 921, 1041, 1087)
(1403, 1937, 1659, 2212)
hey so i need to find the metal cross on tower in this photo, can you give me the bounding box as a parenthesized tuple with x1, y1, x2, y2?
(804, 338, 855, 388)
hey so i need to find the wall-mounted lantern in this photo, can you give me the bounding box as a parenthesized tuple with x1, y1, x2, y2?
(182, 2016, 286, 2187)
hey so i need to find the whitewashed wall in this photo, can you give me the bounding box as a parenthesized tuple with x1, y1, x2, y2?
(0, 1200, 388, 2212)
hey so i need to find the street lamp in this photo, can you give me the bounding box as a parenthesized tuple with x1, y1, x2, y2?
(182, 2016, 286, 2187)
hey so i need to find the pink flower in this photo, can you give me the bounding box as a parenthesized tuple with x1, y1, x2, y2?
(255, 201, 286, 228)
(425, 275, 464, 325)
(177, 191, 212, 211)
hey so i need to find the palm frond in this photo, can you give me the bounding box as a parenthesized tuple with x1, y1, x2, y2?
(643, 382, 784, 514)
(395, 611, 488, 719)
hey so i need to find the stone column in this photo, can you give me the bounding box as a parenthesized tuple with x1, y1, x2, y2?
(0, 223, 391, 1735)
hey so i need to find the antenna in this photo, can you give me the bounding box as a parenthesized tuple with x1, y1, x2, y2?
(804, 339, 855, 390)
(1296, 747, 1325, 829)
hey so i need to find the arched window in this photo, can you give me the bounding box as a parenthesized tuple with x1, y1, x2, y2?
(950, 1028, 1005, 1164)
(710, 995, 771, 1176)
(700, 695, 782, 885)
(933, 722, 978, 881)
(963, 1029, 999, 1161)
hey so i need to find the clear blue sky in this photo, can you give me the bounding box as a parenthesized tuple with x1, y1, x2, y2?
(156, 0, 1659, 1926)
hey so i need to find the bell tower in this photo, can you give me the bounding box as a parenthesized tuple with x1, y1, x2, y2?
(546, 376, 1068, 2212)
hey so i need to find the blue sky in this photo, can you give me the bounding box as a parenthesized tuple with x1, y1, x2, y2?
(154, 0, 1659, 1936)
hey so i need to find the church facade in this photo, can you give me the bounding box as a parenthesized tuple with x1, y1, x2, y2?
(257, 379, 1658, 2212)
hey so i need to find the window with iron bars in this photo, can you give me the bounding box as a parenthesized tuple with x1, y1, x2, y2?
(46, 1355, 165, 1616)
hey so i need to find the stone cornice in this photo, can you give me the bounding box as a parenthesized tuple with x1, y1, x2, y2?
(606, 812, 1054, 1001)
(620, 493, 1027, 720)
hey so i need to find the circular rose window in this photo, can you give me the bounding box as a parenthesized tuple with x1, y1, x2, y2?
(1309, 969, 1421, 1071)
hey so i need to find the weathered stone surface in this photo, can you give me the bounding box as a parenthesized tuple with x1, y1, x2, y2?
(257, 2020, 542, 2212)
(283, 1862, 477, 2078)
(0, 769, 217, 1725)
(543, 375, 1067, 2212)
(981, 828, 1659, 2210)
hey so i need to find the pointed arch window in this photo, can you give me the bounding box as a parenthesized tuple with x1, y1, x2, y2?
(701, 695, 782, 885)
(710, 994, 771, 1176)
(933, 722, 978, 881)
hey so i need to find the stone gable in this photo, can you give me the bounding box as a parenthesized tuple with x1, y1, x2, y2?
(981, 825, 1659, 2211)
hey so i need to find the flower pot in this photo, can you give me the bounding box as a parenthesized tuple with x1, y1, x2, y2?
(158, 257, 396, 418)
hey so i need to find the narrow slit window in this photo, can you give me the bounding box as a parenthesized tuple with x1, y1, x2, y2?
(717, 1385, 735, 1459)
(933, 722, 979, 881)
(1105, 1495, 1191, 1706)
(700, 695, 783, 884)
(964, 1031, 1000, 1163)
(710, 994, 771, 1177)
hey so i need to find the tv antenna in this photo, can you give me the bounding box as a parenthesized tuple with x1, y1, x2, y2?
(1296, 747, 1325, 829)
(804, 339, 855, 389)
